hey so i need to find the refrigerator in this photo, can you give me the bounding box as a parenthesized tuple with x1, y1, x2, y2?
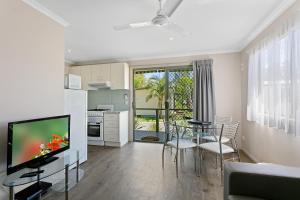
(64, 89, 88, 163)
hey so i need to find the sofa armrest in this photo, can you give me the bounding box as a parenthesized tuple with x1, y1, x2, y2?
(224, 162, 300, 200)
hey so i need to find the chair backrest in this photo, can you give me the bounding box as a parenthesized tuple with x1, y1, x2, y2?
(215, 116, 232, 124)
(219, 121, 240, 140)
(163, 121, 179, 143)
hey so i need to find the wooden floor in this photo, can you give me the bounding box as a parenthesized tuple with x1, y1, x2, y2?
(47, 142, 252, 200)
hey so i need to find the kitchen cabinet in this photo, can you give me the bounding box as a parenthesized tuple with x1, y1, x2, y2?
(68, 66, 81, 76)
(69, 62, 129, 90)
(69, 66, 91, 90)
(90, 64, 110, 83)
(104, 111, 128, 147)
(80, 66, 92, 90)
(110, 63, 129, 90)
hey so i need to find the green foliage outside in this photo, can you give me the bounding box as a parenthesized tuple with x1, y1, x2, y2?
(134, 74, 147, 89)
(145, 76, 165, 118)
(169, 70, 193, 109)
(134, 69, 193, 132)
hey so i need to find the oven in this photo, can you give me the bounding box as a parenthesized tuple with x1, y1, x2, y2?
(87, 117, 103, 141)
(87, 105, 114, 145)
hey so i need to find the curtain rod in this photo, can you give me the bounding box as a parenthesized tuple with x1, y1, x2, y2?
(130, 61, 193, 69)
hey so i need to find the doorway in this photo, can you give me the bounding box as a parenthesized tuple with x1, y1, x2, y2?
(133, 66, 193, 143)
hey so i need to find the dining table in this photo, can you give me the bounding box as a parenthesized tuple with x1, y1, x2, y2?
(172, 119, 220, 176)
(174, 119, 218, 145)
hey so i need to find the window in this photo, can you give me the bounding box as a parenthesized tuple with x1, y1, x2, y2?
(247, 17, 300, 136)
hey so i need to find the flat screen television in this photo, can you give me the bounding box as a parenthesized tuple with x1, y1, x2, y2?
(7, 115, 70, 175)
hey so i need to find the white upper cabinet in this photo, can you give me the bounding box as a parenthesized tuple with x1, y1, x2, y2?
(110, 63, 129, 90)
(80, 66, 92, 90)
(90, 64, 111, 83)
(68, 66, 81, 76)
(68, 63, 129, 90)
(69, 66, 91, 90)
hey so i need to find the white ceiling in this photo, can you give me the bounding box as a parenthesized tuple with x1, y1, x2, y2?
(33, 0, 290, 63)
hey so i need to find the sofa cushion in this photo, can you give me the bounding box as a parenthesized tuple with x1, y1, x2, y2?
(229, 172, 300, 199)
(228, 195, 266, 200)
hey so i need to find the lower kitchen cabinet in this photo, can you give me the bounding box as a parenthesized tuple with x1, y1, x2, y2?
(103, 111, 128, 147)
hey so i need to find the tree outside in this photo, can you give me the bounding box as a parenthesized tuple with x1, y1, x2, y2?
(134, 68, 193, 136)
(145, 76, 165, 118)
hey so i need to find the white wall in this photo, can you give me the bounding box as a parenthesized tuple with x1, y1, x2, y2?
(0, 0, 65, 175)
(135, 89, 161, 116)
(240, 1, 300, 166)
(128, 53, 242, 142)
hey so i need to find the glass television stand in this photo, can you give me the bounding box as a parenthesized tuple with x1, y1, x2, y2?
(2, 150, 84, 200)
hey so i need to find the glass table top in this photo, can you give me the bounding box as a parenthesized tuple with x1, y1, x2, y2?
(2, 150, 83, 187)
(171, 120, 219, 130)
(187, 119, 213, 125)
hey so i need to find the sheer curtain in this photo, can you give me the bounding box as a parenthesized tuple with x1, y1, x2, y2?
(247, 14, 300, 136)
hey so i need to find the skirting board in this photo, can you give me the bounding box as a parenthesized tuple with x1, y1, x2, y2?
(104, 141, 128, 147)
(88, 140, 105, 146)
(241, 148, 259, 163)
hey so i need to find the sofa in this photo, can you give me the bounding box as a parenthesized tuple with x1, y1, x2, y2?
(224, 161, 300, 200)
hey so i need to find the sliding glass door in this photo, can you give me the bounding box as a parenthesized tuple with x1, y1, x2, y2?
(133, 66, 193, 143)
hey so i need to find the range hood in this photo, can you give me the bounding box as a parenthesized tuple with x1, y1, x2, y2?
(88, 81, 111, 89)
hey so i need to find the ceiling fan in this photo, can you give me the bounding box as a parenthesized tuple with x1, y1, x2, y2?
(113, 0, 188, 37)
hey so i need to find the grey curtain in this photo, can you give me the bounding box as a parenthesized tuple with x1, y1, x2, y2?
(193, 59, 216, 122)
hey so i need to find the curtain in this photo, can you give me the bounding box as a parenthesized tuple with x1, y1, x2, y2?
(193, 59, 216, 122)
(247, 14, 300, 136)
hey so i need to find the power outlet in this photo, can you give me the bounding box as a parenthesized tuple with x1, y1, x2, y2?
(124, 94, 128, 105)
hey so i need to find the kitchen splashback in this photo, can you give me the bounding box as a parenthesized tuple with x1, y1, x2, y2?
(88, 89, 129, 111)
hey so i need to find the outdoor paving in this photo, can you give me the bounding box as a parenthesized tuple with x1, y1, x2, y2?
(134, 130, 165, 143)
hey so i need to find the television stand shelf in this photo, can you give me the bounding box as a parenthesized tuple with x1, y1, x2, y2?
(19, 169, 45, 178)
(2, 150, 84, 200)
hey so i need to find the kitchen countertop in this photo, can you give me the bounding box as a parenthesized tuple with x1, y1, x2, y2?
(105, 111, 128, 114)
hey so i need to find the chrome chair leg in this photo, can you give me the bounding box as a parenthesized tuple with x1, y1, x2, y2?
(193, 147, 197, 172)
(235, 141, 241, 162)
(199, 149, 204, 175)
(175, 150, 179, 178)
(180, 149, 184, 166)
(237, 150, 241, 162)
(202, 150, 205, 160)
(232, 139, 241, 162)
(162, 144, 165, 169)
(220, 154, 223, 172)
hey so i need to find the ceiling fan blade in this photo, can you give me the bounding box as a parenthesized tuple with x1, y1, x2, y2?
(114, 21, 152, 31)
(165, 22, 190, 37)
(163, 0, 183, 17)
(196, 0, 223, 5)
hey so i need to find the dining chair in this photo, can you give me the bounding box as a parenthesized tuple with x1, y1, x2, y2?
(162, 121, 197, 178)
(201, 116, 232, 143)
(198, 121, 240, 174)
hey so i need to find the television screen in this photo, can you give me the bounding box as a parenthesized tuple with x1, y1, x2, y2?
(7, 115, 70, 174)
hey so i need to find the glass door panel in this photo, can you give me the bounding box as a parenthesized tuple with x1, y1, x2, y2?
(133, 66, 193, 143)
(133, 69, 166, 142)
(167, 67, 193, 122)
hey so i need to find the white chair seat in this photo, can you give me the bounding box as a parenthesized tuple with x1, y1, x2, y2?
(167, 139, 197, 149)
(202, 135, 230, 143)
(199, 142, 234, 154)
